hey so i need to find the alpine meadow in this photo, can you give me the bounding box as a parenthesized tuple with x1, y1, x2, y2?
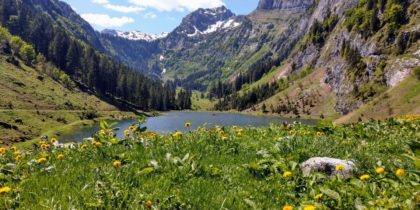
(0, 0, 418, 209)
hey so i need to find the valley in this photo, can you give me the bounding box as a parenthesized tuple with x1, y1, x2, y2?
(0, 0, 418, 208)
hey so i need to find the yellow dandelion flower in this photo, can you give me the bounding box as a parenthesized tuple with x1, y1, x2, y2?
(50, 138, 57, 144)
(335, 164, 345, 171)
(221, 136, 229, 141)
(37, 157, 47, 164)
(14, 155, 22, 161)
(0, 187, 11, 194)
(172, 131, 183, 138)
(315, 193, 323, 200)
(288, 130, 296, 136)
(304, 205, 316, 210)
(144, 200, 153, 209)
(219, 130, 225, 135)
(283, 171, 292, 178)
(129, 126, 137, 132)
(108, 131, 114, 136)
(375, 167, 385, 174)
(57, 154, 64, 160)
(316, 131, 324, 136)
(93, 141, 102, 147)
(40, 143, 50, 150)
(185, 122, 191, 128)
(360, 174, 370, 181)
(81, 144, 88, 150)
(395, 169, 404, 177)
(0, 147, 7, 156)
(13, 151, 20, 156)
(113, 160, 122, 168)
(283, 205, 293, 210)
(236, 131, 242, 137)
(124, 130, 130, 137)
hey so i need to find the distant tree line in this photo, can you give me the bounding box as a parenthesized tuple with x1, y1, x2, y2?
(0, 0, 191, 111)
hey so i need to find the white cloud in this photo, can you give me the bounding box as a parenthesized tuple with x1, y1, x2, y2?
(104, 4, 145, 13)
(81, 13, 134, 27)
(127, 0, 225, 12)
(143, 12, 157, 19)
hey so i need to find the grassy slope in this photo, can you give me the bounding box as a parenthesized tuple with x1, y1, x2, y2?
(336, 76, 420, 124)
(0, 57, 134, 145)
(245, 69, 340, 120)
(190, 91, 216, 111)
(0, 119, 417, 209)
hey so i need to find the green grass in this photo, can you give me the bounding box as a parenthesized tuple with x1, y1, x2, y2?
(0, 119, 418, 209)
(190, 91, 216, 111)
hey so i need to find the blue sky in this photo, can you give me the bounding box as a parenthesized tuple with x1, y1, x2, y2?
(62, 0, 259, 34)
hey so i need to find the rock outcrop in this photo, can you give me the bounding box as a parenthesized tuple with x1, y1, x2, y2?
(300, 157, 356, 177)
(257, 0, 315, 11)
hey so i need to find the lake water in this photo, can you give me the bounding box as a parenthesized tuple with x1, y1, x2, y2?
(60, 111, 317, 142)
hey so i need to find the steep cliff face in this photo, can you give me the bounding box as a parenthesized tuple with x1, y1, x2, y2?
(260, 0, 419, 116)
(257, 0, 315, 11)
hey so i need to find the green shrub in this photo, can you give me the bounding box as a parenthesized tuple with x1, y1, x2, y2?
(414, 66, 420, 80)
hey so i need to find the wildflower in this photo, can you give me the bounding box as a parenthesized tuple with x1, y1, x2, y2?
(395, 169, 404, 177)
(283, 205, 293, 210)
(15, 155, 22, 161)
(314, 193, 323, 200)
(335, 164, 345, 172)
(37, 157, 47, 164)
(185, 122, 191, 128)
(93, 141, 102, 147)
(232, 125, 238, 130)
(304, 205, 316, 210)
(50, 138, 57, 144)
(13, 151, 20, 156)
(124, 130, 130, 137)
(144, 200, 153, 209)
(108, 131, 114, 136)
(360, 174, 370, 181)
(221, 136, 229, 141)
(316, 131, 324, 136)
(57, 154, 64, 160)
(172, 131, 183, 138)
(113, 160, 122, 168)
(219, 130, 225, 135)
(129, 126, 137, 132)
(10, 146, 17, 151)
(40, 143, 50, 150)
(236, 131, 242, 137)
(0, 147, 7, 156)
(81, 144, 88, 150)
(283, 171, 292, 178)
(375, 167, 385, 174)
(0, 187, 11, 194)
(288, 130, 296, 136)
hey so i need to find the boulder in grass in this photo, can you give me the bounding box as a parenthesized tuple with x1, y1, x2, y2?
(300, 157, 356, 177)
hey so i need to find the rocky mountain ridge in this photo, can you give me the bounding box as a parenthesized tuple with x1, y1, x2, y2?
(101, 29, 168, 42)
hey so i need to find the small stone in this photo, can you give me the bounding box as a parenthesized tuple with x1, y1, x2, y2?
(300, 157, 356, 177)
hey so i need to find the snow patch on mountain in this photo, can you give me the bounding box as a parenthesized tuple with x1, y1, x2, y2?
(187, 18, 241, 37)
(102, 29, 168, 41)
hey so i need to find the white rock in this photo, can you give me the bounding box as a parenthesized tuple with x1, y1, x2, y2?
(300, 157, 356, 177)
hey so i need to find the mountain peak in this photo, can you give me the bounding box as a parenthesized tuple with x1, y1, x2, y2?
(257, 0, 315, 11)
(172, 6, 241, 38)
(101, 29, 168, 41)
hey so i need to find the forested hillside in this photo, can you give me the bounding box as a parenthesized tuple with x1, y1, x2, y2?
(0, 0, 191, 111)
